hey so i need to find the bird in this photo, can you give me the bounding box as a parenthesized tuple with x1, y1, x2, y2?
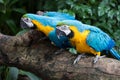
(20, 12, 76, 52)
(56, 20, 120, 64)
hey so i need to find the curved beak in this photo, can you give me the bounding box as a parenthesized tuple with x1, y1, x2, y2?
(20, 18, 35, 29)
(56, 27, 66, 39)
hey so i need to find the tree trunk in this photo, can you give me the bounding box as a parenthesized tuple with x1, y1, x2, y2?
(0, 30, 120, 80)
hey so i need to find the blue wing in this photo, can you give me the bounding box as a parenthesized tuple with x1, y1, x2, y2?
(43, 11, 75, 20)
(86, 30, 115, 52)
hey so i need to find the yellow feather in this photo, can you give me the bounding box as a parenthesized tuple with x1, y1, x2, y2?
(69, 26, 100, 56)
(32, 20, 54, 36)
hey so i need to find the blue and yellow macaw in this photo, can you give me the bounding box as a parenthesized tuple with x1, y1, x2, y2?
(56, 20, 120, 64)
(20, 12, 75, 49)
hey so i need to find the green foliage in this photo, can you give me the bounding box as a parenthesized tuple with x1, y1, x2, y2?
(0, 66, 42, 80)
(0, 0, 26, 35)
(19, 70, 42, 80)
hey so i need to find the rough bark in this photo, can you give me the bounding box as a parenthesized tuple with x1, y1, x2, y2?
(0, 30, 120, 80)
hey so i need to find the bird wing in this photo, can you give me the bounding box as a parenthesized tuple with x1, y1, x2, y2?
(43, 11, 75, 20)
(86, 29, 115, 52)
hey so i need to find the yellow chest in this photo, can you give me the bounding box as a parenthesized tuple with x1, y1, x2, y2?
(32, 20, 54, 36)
(69, 26, 98, 55)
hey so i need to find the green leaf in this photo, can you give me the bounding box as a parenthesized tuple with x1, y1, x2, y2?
(6, 19, 17, 34)
(9, 0, 18, 7)
(69, 48, 77, 54)
(108, 10, 115, 19)
(98, 6, 110, 16)
(0, 66, 6, 74)
(19, 70, 42, 80)
(16, 29, 30, 36)
(116, 11, 120, 22)
(0, 0, 4, 3)
(3, 0, 10, 5)
(13, 8, 26, 14)
(6, 67, 19, 80)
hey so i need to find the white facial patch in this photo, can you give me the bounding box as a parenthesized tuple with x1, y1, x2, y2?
(23, 18, 34, 28)
(57, 25, 71, 35)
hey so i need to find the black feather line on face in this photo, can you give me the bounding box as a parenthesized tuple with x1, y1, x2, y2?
(67, 30, 74, 38)
(30, 24, 37, 29)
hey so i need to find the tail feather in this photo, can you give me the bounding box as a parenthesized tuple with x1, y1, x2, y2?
(110, 48, 120, 60)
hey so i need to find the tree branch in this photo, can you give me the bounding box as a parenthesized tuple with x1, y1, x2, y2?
(0, 30, 120, 80)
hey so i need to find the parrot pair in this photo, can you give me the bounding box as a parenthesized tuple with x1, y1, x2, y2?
(56, 20, 120, 63)
(20, 11, 75, 50)
(20, 11, 120, 64)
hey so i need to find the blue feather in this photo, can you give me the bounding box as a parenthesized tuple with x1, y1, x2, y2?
(110, 48, 120, 60)
(49, 30, 72, 48)
(43, 11, 75, 20)
(87, 31, 115, 52)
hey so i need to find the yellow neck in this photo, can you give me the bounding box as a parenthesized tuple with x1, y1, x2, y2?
(69, 26, 101, 56)
(69, 26, 90, 45)
(32, 20, 54, 36)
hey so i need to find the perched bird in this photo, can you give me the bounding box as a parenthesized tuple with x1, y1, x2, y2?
(56, 20, 120, 64)
(20, 12, 75, 49)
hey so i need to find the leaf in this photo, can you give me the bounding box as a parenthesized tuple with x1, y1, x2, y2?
(13, 8, 26, 14)
(69, 48, 77, 54)
(6, 67, 19, 80)
(0, 66, 6, 74)
(116, 11, 120, 22)
(0, 0, 4, 3)
(98, 6, 110, 16)
(9, 0, 18, 7)
(19, 70, 42, 80)
(108, 10, 115, 19)
(16, 29, 30, 36)
(6, 19, 17, 34)
(3, 0, 10, 5)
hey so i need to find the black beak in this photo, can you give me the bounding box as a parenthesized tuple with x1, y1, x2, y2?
(20, 18, 28, 29)
(56, 28, 66, 39)
(20, 18, 36, 29)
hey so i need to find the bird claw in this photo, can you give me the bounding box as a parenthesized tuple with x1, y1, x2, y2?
(73, 54, 86, 65)
(93, 55, 106, 63)
(54, 48, 64, 54)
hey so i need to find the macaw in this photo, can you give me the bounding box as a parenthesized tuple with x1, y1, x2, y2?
(20, 12, 75, 49)
(56, 20, 120, 64)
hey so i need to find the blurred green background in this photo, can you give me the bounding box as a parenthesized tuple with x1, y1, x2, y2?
(0, 0, 120, 80)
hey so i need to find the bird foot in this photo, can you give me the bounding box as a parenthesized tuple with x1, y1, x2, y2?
(93, 55, 106, 63)
(73, 54, 86, 65)
(54, 48, 65, 54)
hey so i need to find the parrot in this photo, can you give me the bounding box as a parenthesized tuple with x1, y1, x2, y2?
(20, 12, 76, 51)
(55, 20, 120, 64)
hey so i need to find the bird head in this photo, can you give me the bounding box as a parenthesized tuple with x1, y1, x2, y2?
(20, 14, 38, 29)
(56, 25, 71, 39)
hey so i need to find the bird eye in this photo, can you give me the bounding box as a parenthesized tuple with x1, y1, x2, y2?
(24, 18, 31, 22)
